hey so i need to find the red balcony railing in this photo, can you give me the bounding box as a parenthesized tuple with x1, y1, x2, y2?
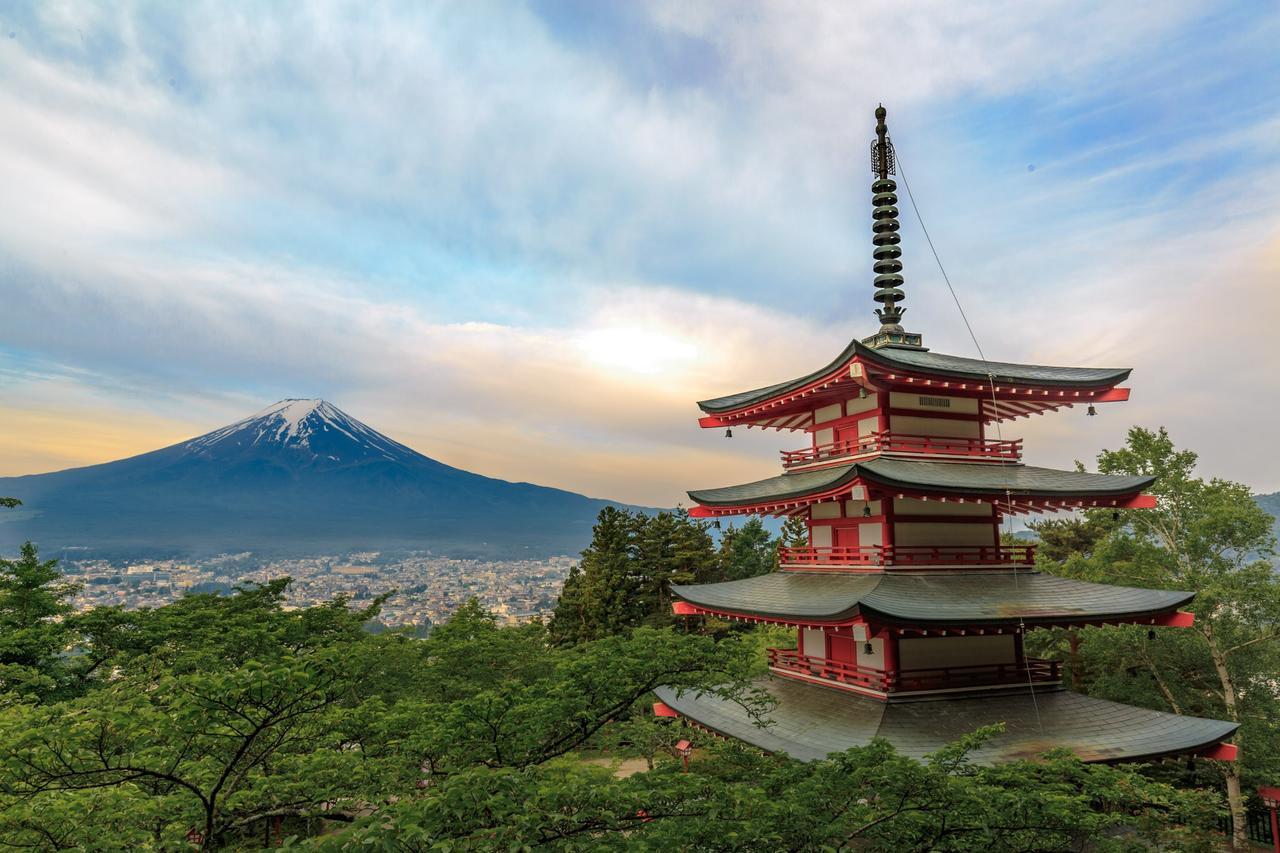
(767, 647, 891, 691)
(767, 648, 1061, 694)
(781, 431, 1022, 468)
(777, 544, 1035, 570)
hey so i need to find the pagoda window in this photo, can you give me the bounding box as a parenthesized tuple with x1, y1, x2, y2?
(889, 392, 979, 414)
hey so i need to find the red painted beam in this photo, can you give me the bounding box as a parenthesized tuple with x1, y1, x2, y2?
(672, 601, 700, 615)
(698, 415, 730, 428)
(1122, 494, 1158, 509)
(653, 702, 679, 718)
(1094, 387, 1131, 402)
(686, 506, 714, 518)
(1199, 742, 1238, 762)
(1155, 610, 1195, 627)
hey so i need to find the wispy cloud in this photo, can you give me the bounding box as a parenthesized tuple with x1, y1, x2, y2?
(1, 0, 1278, 502)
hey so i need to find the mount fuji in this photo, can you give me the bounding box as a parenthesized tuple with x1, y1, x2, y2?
(0, 400, 636, 559)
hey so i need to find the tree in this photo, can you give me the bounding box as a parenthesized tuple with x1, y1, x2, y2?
(718, 516, 777, 581)
(780, 513, 808, 548)
(0, 543, 80, 699)
(1042, 427, 1279, 849)
(332, 727, 1221, 850)
(549, 508, 719, 644)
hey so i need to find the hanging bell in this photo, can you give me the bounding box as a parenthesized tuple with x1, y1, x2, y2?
(1087, 405, 1097, 417)
(863, 641, 874, 655)
(859, 387, 868, 399)
(725, 428, 733, 438)
(862, 504, 872, 517)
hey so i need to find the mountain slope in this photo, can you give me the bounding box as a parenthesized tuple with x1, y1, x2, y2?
(0, 400, 632, 559)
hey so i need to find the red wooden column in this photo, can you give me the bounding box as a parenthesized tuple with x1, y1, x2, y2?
(878, 627, 898, 691)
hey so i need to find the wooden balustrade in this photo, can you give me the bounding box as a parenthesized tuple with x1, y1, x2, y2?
(777, 544, 1036, 569)
(767, 647, 1061, 693)
(781, 431, 1022, 468)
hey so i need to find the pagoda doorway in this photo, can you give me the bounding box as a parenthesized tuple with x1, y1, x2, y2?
(827, 634, 857, 665)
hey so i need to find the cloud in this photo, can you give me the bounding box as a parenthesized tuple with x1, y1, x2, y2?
(1, 1, 1279, 503)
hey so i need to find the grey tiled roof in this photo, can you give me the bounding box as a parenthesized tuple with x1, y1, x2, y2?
(697, 339, 1131, 413)
(654, 678, 1237, 764)
(671, 571, 1193, 624)
(687, 458, 1154, 506)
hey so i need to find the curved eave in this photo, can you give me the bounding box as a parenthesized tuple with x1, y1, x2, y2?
(670, 572, 1195, 628)
(654, 680, 1239, 765)
(697, 338, 1132, 416)
(687, 460, 1156, 513)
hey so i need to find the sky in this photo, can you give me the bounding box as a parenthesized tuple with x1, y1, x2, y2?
(1, 0, 1279, 506)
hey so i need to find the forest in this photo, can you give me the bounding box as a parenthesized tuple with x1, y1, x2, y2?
(0, 427, 1276, 851)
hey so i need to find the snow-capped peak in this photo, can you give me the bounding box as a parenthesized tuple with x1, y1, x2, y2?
(184, 399, 421, 464)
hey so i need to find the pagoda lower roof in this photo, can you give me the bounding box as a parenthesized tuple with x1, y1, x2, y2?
(653, 678, 1237, 764)
(698, 339, 1131, 414)
(670, 571, 1193, 626)
(687, 458, 1155, 508)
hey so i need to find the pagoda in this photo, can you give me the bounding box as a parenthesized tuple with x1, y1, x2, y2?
(653, 106, 1238, 765)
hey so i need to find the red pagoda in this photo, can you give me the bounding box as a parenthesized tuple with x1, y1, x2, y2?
(653, 106, 1238, 765)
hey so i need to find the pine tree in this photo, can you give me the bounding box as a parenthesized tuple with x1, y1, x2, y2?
(719, 517, 777, 581)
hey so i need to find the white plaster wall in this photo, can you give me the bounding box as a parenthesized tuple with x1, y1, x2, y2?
(844, 499, 882, 517)
(858, 416, 879, 437)
(859, 523, 883, 547)
(845, 393, 879, 416)
(802, 628, 826, 660)
(893, 522, 996, 547)
(810, 525, 833, 547)
(898, 635, 1015, 669)
(814, 403, 842, 423)
(855, 636, 885, 670)
(815, 427, 835, 446)
(811, 502, 842, 520)
(895, 498, 992, 517)
(890, 414, 981, 439)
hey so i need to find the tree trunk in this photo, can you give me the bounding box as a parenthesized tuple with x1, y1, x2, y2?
(1203, 622, 1247, 850)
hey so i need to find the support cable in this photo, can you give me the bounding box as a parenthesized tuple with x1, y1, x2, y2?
(895, 156, 1044, 733)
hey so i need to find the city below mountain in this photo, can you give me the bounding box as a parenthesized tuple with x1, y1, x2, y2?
(0, 399, 638, 560)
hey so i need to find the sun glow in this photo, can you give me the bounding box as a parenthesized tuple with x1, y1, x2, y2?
(575, 326, 700, 378)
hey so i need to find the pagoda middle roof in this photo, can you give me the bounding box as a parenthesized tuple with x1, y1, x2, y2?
(670, 571, 1193, 625)
(687, 458, 1155, 507)
(654, 679, 1237, 764)
(698, 338, 1131, 414)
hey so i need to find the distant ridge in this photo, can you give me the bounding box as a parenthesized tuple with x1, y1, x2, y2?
(0, 399, 636, 559)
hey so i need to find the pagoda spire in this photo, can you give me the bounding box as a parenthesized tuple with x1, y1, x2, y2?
(864, 105, 922, 349)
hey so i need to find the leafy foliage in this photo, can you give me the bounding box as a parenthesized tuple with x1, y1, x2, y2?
(1029, 427, 1279, 847)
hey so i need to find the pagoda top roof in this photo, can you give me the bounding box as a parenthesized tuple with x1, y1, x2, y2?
(697, 338, 1132, 414)
(670, 571, 1191, 626)
(653, 679, 1237, 764)
(687, 458, 1154, 508)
